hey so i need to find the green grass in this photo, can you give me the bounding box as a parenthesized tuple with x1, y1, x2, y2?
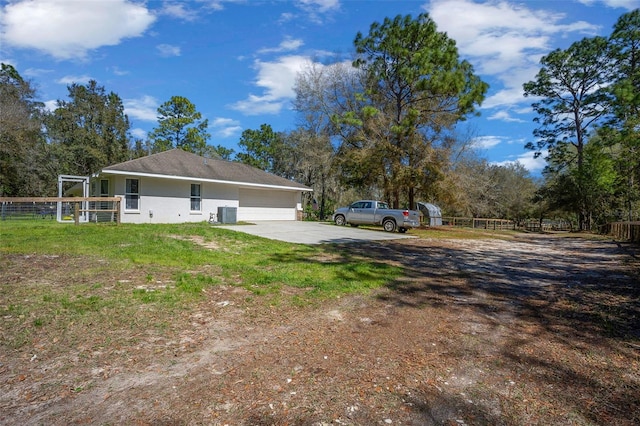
(0, 220, 402, 349)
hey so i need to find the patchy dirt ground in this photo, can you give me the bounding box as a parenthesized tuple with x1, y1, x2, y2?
(1, 233, 639, 425)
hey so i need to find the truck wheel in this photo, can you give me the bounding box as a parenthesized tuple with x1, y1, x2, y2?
(383, 219, 396, 232)
(334, 215, 346, 226)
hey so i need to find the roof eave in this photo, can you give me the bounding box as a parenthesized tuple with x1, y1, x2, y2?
(98, 169, 313, 192)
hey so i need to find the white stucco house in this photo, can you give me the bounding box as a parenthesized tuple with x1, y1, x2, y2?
(90, 149, 312, 224)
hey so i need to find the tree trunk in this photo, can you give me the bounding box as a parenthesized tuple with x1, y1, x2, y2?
(319, 173, 327, 220)
(408, 186, 415, 210)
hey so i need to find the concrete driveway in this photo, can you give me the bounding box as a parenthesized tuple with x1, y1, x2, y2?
(223, 221, 416, 245)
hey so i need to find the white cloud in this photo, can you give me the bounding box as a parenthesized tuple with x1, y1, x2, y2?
(231, 95, 285, 116)
(258, 37, 304, 54)
(577, 0, 640, 9)
(156, 44, 181, 57)
(205, 0, 247, 11)
(212, 117, 238, 127)
(297, 0, 340, 13)
(43, 100, 58, 112)
(295, 0, 340, 23)
(487, 110, 526, 123)
(279, 12, 295, 23)
(109, 66, 129, 76)
(492, 150, 548, 173)
(23, 68, 53, 77)
(471, 135, 504, 149)
(56, 75, 92, 85)
(427, 0, 600, 109)
(124, 95, 159, 122)
(1, 0, 156, 60)
(130, 128, 147, 139)
(159, 2, 199, 21)
(211, 117, 242, 138)
(230, 55, 311, 115)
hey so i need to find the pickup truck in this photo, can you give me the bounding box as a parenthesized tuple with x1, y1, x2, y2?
(332, 200, 420, 233)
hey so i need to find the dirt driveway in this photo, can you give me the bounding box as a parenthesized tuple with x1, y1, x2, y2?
(1, 233, 639, 425)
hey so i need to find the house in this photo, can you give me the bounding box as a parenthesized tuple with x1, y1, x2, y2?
(90, 149, 312, 224)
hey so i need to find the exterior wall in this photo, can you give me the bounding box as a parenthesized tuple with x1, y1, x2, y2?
(110, 176, 238, 224)
(238, 188, 299, 221)
(102, 175, 302, 224)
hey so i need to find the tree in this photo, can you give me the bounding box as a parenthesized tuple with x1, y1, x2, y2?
(283, 129, 336, 219)
(210, 144, 235, 160)
(149, 96, 210, 154)
(236, 124, 289, 176)
(537, 138, 616, 228)
(523, 36, 612, 230)
(490, 162, 538, 222)
(347, 13, 488, 208)
(438, 156, 537, 221)
(0, 63, 48, 196)
(607, 10, 640, 221)
(46, 80, 131, 178)
(293, 61, 354, 218)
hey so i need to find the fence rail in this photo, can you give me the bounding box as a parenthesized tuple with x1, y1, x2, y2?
(442, 217, 516, 230)
(522, 219, 573, 232)
(603, 221, 640, 242)
(0, 197, 121, 224)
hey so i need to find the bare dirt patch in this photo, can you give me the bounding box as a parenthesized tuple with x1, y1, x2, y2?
(1, 233, 639, 425)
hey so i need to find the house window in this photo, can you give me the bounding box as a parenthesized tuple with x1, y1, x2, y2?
(100, 179, 109, 210)
(190, 184, 201, 212)
(100, 180, 109, 197)
(125, 178, 139, 211)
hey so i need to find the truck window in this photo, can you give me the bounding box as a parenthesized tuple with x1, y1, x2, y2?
(351, 202, 364, 209)
(378, 202, 389, 209)
(363, 202, 372, 209)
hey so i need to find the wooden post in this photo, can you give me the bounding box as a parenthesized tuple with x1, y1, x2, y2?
(74, 202, 80, 225)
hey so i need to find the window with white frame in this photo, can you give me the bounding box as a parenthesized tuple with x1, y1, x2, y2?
(190, 183, 201, 212)
(125, 178, 139, 211)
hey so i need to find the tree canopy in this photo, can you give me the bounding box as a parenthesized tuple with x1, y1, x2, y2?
(46, 80, 131, 178)
(524, 10, 640, 230)
(342, 13, 488, 208)
(0, 64, 47, 196)
(236, 124, 289, 176)
(149, 96, 210, 155)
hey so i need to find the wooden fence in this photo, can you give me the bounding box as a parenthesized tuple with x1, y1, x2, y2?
(603, 221, 640, 242)
(442, 217, 516, 230)
(522, 219, 573, 232)
(0, 197, 121, 225)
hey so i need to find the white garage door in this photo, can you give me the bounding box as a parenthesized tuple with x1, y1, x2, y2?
(238, 189, 297, 221)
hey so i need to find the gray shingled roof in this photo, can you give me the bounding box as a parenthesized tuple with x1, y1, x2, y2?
(101, 149, 311, 191)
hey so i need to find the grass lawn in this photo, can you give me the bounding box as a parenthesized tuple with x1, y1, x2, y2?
(1, 221, 402, 349)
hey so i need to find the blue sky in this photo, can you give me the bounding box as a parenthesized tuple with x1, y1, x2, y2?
(1, 0, 638, 174)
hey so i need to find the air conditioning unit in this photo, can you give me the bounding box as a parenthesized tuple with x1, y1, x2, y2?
(217, 206, 237, 224)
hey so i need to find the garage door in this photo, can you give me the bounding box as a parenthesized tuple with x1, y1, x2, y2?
(238, 189, 297, 221)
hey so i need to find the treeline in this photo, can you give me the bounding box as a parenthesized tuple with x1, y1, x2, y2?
(2, 11, 638, 229)
(524, 9, 640, 230)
